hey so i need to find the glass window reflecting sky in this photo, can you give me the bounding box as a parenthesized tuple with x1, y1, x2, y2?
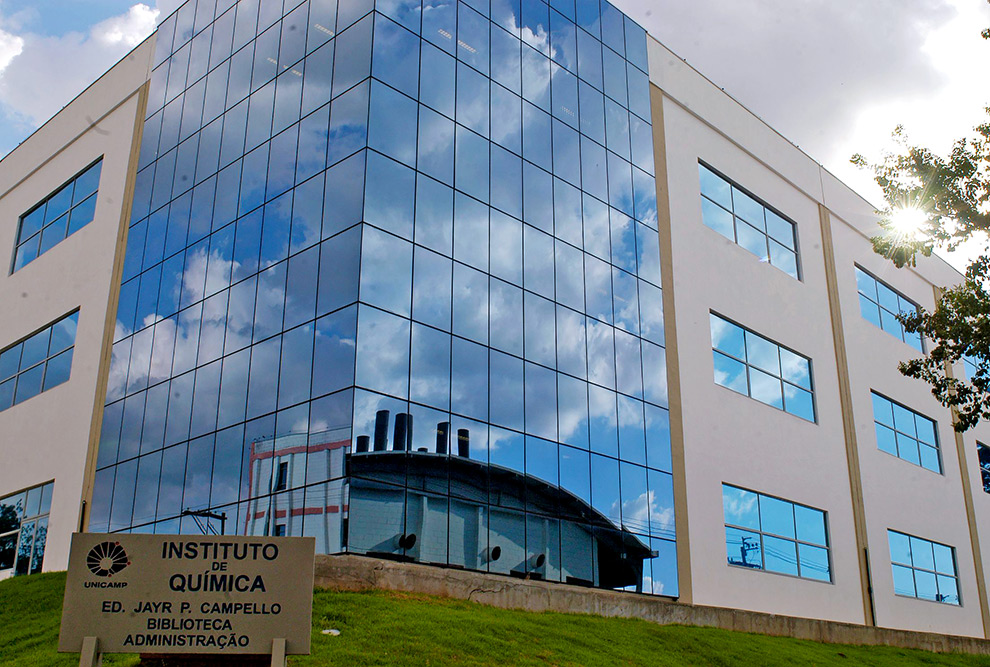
(94, 0, 673, 597)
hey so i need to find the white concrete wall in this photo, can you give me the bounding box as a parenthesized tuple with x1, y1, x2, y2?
(831, 213, 982, 636)
(648, 35, 986, 636)
(0, 40, 152, 571)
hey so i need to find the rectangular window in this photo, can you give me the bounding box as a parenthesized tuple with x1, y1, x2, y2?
(871, 391, 941, 473)
(0, 481, 54, 576)
(854, 266, 923, 352)
(722, 484, 831, 582)
(978, 443, 990, 495)
(888, 529, 959, 605)
(274, 461, 288, 491)
(698, 162, 799, 279)
(0, 311, 78, 411)
(11, 158, 103, 273)
(963, 354, 980, 382)
(710, 313, 815, 421)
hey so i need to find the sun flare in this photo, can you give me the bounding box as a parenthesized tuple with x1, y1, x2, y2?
(888, 206, 928, 240)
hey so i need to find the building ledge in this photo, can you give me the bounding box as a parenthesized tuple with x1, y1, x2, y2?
(315, 554, 990, 655)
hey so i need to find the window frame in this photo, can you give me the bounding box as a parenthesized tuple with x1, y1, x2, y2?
(977, 442, 990, 495)
(870, 390, 942, 474)
(10, 157, 104, 274)
(709, 311, 817, 422)
(0, 480, 54, 576)
(0, 309, 79, 411)
(963, 354, 981, 383)
(887, 529, 961, 606)
(698, 160, 802, 280)
(722, 483, 832, 583)
(853, 264, 924, 352)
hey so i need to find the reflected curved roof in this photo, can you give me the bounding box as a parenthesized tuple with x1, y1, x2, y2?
(348, 450, 654, 560)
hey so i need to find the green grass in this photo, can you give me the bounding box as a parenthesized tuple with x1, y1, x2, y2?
(3, 571, 990, 666)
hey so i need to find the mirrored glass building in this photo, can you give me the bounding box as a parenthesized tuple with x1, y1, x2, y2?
(88, 0, 677, 596)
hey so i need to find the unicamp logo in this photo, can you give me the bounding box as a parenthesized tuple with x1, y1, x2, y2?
(86, 541, 130, 577)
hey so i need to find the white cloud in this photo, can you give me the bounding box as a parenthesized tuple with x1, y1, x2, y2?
(613, 0, 990, 271)
(0, 26, 23, 74)
(612, 0, 986, 196)
(94, 4, 159, 48)
(0, 4, 159, 134)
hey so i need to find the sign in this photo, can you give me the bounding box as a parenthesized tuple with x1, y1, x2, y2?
(59, 533, 315, 656)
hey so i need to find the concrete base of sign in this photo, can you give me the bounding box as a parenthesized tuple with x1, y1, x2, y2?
(314, 554, 990, 656)
(80, 637, 100, 667)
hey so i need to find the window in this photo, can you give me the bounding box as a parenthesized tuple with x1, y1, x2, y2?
(0, 311, 78, 411)
(722, 484, 831, 582)
(963, 354, 981, 382)
(978, 443, 990, 494)
(854, 266, 922, 352)
(0, 481, 53, 576)
(871, 392, 941, 473)
(274, 461, 288, 491)
(710, 313, 815, 421)
(11, 159, 103, 272)
(888, 530, 959, 605)
(698, 163, 799, 279)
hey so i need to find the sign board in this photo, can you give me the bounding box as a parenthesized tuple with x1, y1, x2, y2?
(59, 533, 315, 656)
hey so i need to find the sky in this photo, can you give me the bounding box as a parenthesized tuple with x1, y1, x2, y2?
(0, 0, 987, 265)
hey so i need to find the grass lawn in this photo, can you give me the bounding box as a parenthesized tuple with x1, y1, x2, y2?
(3, 571, 990, 666)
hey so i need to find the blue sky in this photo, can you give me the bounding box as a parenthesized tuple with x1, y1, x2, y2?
(1, 1, 141, 36)
(0, 1, 166, 158)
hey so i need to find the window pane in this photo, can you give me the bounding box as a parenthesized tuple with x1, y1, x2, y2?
(725, 527, 761, 569)
(936, 575, 959, 605)
(763, 535, 798, 576)
(732, 188, 764, 230)
(735, 220, 768, 261)
(749, 368, 782, 409)
(745, 332, 779, 375)
(765, 210, 794, 249)
(872, 393, 894, 427)
(914, 569, 938, 601)
(710, 315, 744, 359)
(858, 295, 882, 328)
(794, 505, 826, 546)
(713, 352, 747, 395)
(891, 564, 916, 597)
(783, 385, 814, 422)
(43, 349, 73, 391)
(895, 433, 921, 466)
(933, 543, 955, 576)
(14, 365, 44, 404)
(910, 535, 936, 571)
(759, 496, 795, 539)
(798, 544, 830, 582)
(722, 485, 759, 530)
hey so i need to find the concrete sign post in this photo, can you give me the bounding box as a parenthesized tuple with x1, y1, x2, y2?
(59, 533, 315, 665)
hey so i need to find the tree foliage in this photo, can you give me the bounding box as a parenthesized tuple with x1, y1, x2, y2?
(852, 25, 990, 431)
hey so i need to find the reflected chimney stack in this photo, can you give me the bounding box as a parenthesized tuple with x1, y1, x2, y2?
(436, 421, 450, 454)
(393, 413, 412, 451)
(374, 410, 389, 451)
(457, 428, 470, 458)
(355, 435, 370, 453)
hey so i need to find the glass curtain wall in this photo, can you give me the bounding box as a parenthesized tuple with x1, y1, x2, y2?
(91, 0, 676, 596)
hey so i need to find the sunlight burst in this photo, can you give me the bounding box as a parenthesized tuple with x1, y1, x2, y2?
(888, 206, 928, 240)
